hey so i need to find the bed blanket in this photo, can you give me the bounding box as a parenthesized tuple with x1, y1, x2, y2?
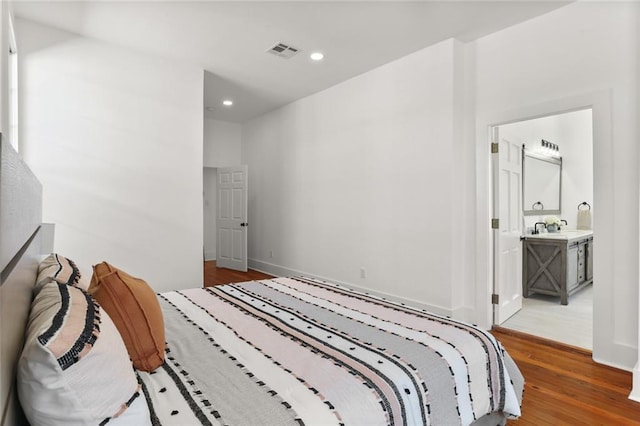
(138, 276, 523, 425)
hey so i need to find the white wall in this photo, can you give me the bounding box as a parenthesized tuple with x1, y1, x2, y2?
(243, 39, 468, 315)
(203, 118, 242, 261)
(499, 109, 593, 231)
(203, 118, 241, 168)
(0, 2, 11, 136)
(242, 1, 638, 377)
(473, 1, 638, 371)
(635, 0, 640, 401)
(203, 168, 217, 260)
(17, 19, 204, 293)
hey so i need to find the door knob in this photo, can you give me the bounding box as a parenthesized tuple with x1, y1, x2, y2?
(240, 222, 248, 227)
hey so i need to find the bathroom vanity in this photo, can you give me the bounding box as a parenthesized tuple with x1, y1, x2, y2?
(522, 230, 593, 305)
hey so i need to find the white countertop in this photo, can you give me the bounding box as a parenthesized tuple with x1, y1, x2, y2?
(523, 229, 593, 241)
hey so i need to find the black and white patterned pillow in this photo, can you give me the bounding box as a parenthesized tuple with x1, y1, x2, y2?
(36, 253, 83, 293)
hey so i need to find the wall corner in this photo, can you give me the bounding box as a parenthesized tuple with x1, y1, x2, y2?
(630, 362, 640, 402)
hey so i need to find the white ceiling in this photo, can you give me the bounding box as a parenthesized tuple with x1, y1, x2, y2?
(12, 1, 572, 123)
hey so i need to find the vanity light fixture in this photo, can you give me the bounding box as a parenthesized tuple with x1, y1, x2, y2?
(540, 139, 560, 157)
(310, 52, 324, 61)
(222, 100, 233, 107)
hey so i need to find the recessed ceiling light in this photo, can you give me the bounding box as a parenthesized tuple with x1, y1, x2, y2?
(222, 100, 233, 107)
(310, 52, 324, 61)
(205, 106, 215, 112)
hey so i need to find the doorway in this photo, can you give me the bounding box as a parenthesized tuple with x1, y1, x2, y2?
(203, 166, 249, 272)
(492, 108, 594, 349)
(216, 165, 248, 271)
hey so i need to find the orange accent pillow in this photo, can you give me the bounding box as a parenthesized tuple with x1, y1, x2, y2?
(89, 262, 165, 372)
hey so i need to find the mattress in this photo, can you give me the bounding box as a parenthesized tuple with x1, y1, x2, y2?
(138, 276, 523, 425)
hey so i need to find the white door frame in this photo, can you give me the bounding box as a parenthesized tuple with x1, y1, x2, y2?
(475, 90, 614, 356)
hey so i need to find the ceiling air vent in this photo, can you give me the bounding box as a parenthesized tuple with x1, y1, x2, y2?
(267, 42, 301, 59)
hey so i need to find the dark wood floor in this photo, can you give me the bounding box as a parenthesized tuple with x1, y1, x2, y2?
(203, 260, 273, 287)
(203, 263, 640, 424)
(493, 326, 640, 425)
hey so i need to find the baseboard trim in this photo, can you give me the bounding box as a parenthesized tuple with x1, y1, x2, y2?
(491, 326, 593, 356)
(248, 258, 454, 318)
(451, 305, 477, 325)
(630, 362, 640, 402)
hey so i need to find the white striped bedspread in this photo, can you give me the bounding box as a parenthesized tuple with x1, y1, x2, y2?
(138, 276, 523, 426)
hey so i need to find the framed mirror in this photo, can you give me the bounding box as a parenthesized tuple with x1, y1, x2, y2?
(522, 149, 562, 215)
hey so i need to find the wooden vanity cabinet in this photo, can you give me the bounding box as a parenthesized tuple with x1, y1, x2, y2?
(586, 241, 594, 281)
(522, 234, 593, 305)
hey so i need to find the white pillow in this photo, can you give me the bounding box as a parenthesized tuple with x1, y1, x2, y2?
(18, 282, 151, 425)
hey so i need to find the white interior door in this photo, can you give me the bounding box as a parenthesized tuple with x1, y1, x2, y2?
(216, 166, 248, 272)
(493, 127, 523, 324)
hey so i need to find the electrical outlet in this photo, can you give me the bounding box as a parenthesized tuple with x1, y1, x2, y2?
(360, 267, 366, 279)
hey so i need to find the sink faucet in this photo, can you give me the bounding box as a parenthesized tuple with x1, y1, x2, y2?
(534, 222, 546, 234)
(560, 219, 568, 226)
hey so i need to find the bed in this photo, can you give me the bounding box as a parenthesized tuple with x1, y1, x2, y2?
(1, 136, 523, 426)
(139, 278, 523, 425)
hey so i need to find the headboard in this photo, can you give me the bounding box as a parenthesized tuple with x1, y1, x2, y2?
(0, 136, 52, 425)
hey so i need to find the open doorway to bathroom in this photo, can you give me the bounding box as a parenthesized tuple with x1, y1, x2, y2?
(493, 108, 594, 350)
